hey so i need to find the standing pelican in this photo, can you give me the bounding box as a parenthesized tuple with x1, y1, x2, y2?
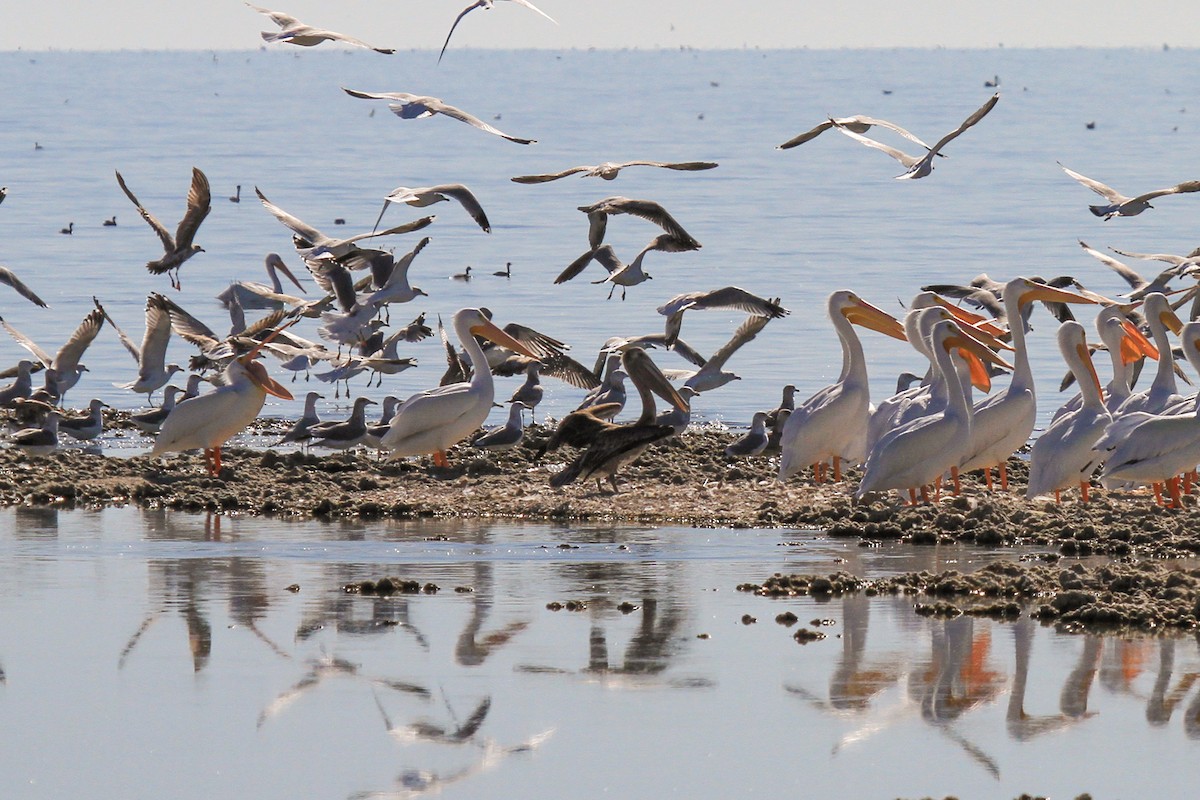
(1111, 293, 1184, 416)
(778, 291, 908, 483)
(116, 167, 212, 290)
(151, 346, 294, 476)
(379, 309, 538, 466)
(1058, 163, 1200, 219)
(438, 0, 557, 63)
(1026, 321, 1110, 502)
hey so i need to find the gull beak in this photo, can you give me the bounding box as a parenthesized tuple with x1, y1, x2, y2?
(843, 296, 907, 341)
(470, 319, 539, 359)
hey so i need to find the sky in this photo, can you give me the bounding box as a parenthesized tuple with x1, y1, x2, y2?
(3, 1, 1200, 51)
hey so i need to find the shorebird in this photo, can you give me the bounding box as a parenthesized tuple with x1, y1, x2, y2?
(342, 87, 536, 144)
(93, 294, 183, 402)
(116, 167, 211, 290)
(777, 115, 936, 151)
(657, 287, 788, 347)
(0, 308, 103, 401)
(374, 184, 490, 234)
(0, 265, 48, 308)
(58, 399, 108, 442)
(438, 0, 556, 63)
(512, 160, 718, 184)
(246, 3, 395, 53)
(256, 187, 434, 260)
(1058, 162, 1200, 219)
(833, 93, 999, 180)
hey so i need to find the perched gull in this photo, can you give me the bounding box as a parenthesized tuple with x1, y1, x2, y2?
(58, 399, 108, 442)
(131, 386, 184, 434)
(255, 187, 434, 260)
(10, 410, 60, 456)
(93, 294, 183, 401)
(777, 115, 936, 151)
(115, 167, 212, 290)
(725, 411, 770, 458)
(512, 160, 718, 184)
(0, 360, 35, 407)
(439, 0, 557, 63)
(471, 401, 529, 450)
(1058, 162, 1200, 219)
(342, 87, 536, 144)
(246, 3, 395, 54)
(0, 265, 48, 308)
(833, 93, 999, 180)
(657, 287, 789, 347)
(274, 391, 323, 447)
(308, 396, 375, 450)
(374, 184, 490, 234)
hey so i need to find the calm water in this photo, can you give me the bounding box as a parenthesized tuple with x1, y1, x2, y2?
(1, 48, 1199, 437)
(0, 507, 1196, 798)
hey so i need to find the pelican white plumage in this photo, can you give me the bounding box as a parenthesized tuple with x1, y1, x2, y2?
(246, 3, 395, 53)
(1026, 321, 1111, 502)
(438, 0, 557, 63)
(115, 167, 211, 290)
(777, 291, 908, 483)
(374, 184, 490, 234)
(1113, 293, 1184, 416)
(1050, 305, 1158, 422)
(512, 160, 718, 183)
(217, 253, 308, 311)
(94, 294, 183, 401)
(1058, 163, 1200, 219)
(151, 346, 294, 475)
(379, 308, 538, 466)
(956, 278, 1098, 490)
(342, 87, 536, 145)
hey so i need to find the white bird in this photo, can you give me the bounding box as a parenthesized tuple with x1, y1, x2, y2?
(151, 345, 294, 475)
(471, 401, 528, 450)
(778, 291, 908, 483)
(342, 87, 536, 145)
(379, 308, 538, 466)
(725, 411, 769, 458)
(777, 115, 937, 151)
(0, 265, 48, 308)
(0, 308, 104, 402)
(374, 184, 490, 234)
(512, 160, 718, 183)
(1076, 240, 1191, 300)
(1058, 162, 1200, 219)
(657, 287, 788, 347)
(255, 187, 435, 260)
(246, 3, 395, 53)
(1112, 293, 1184, 416)
(833, 93, 999, 180)
(1050, 304, 1159, 422)
(956, 278, 1098, 491)
(216, 253, 308, 311)
(438, 0, 557, 63)
(93, 294, 183, 402)
(668, 314, 774, 394)
(58, 399, 108, 442)
(116, 167, 212, 290)
(1026, 321, 1110, 503)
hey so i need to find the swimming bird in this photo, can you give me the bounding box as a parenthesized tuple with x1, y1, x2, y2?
(726, 411, 769, 458)
(512, 160, 718, 183)
(0, 187, 5, 204)
(116, 167, 211, 290)
(452, 266, 473, 282)
(342, 87, 536, 144)
(374, 184, 490, 234)
(130, 386, 184, 434)
(0, 265, 48, 308)
(833, 93, 999, 180)
(10, 410, 60, 455)
(0, 308, 103, 401)
(229, 185, 241, 203)
(255, 187, 434, 260)
(657, 287, 789, 347)
(1058, 162, 1200, 219)
(246, 3, 395, 53)
(777, 115, 936, 151)
(275, 391, 323, 447)
(493, 262, 512, 278)
(438, 0, 556, 63)
(778, 292, 908, 483)
(1026, 321, 1110, 503)
(308, 396, 376, 450)
(93, 294, 183, 402)
(217, 253, 308, 311)
(379, 308, 538, 466)
(58, 399, 108, 442)
(151, 342, 294, 476)
(103, 216, 117, 226)
(59, 222, 73, 235)
(471, 401, 528, 450)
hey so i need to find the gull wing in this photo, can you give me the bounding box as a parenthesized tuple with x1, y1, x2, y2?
(438, 1, 482, 64)
(1058, 163, 1126, 203)
(585, 197, 698, 245)
(511, 166, 591, 184)
(417, 96, 536, 145)
(512, 0, 557, 24)
(925, 93, 999, 157)
(0, 265, 48, 308)
(429, 184, 490, 232)
(174, 167, 211, 249)
(92, 296, 142, 361)
(1131, 180, 1200, 204)
(51, 308, 105, 372)
(833, 125, 921, 168)
(0, 316, 53, 366)
(116, 170, 175, 251)
(245, 3, 298, 29)
(617, 160, 719, 172)
(777, 119, 835, 149)
(555, 248, 601, 284)
(1078, 240, 1147, 292)
(255, 187, 326, 245)
(703, 313, 771, 372)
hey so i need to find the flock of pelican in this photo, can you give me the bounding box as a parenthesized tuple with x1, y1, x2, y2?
(3, 9, 1200, 513)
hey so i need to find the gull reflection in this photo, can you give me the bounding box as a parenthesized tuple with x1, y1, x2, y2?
(456, 561, 529, 667)
(258, 651, 430, 728)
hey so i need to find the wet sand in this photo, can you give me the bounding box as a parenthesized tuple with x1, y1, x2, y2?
(8, 416, 1200, 634)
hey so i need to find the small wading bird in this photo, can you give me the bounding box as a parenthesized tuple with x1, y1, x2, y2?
(116, 167, 211, 290)
(1058, 162, 1200, 219)
(245, 3, 395, 53)
(438, 0, 557, 64)
(343, 87, 536, 144)
(512, 160, 718, 184)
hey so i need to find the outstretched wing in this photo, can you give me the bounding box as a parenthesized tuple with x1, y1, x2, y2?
(116, 170, 175, 251)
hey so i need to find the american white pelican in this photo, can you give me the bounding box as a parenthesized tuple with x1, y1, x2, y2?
(151, 349, 294, 475)
(657, 287, 788, 347)
(1112, 293, 1184, 416)
(1058, 163, 1200, 219)
(1101, 322, 1200, 507)
(0, 266, 47, 308)
(115, 168, 211, 290)
(1050, 304, 1157, 422)
(1026, 322, 1110, 502)
(777, 114, 936, 151)
(778, 291, 908, 483)
(341, 88, 536, 145)
(512, 160, 718, 183)
(217, 253, 308, 311)
(833, 93, 999, 180)
(438, 0, 556, 63)
(379, 308, 538, 466)
(0, 308, 104, 401)
(246, 3, 395, 53)
(857, 317, 1008, 503)
(374, 184, 490, 234)
(726, 412, 769, 458)
(94, 294, 183, 401)
(956, 278, 1098, 490)
(58, 399, 109, 442)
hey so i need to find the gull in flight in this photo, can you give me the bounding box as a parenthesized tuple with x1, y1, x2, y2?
(833, 93, 999, 179)
(0, 308, 104, 402)
(246, 3, 394, 54)
(342, 87, 536, 144)
(0, 265, 48, 307)
(93, 294, 183, 401)
(255, 187, 433, 260)
(374, 184, 490, 233)
(1058, 162, 1200, 219)
(116, 167, 211, 290)
(512, 160, 718, 184)
(777, 115, 936, 150)
(657, 287, 788, 347)
(439, 0, 556, 63)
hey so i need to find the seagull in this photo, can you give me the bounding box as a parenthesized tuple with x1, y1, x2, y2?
(130, 386, 184, 434)
(471, 401, 528, 450)
(246, 3, 395, 54)
(342, 87, 536, 145)
(511, 160, 718, 184)
(308, 396, 376, 450)
(0, 360, 35, 407)
(275, 391, 323, 447)
(58, 399, 108, 442)
(10, 410, 60, 456)
(666, 314, 774, 394)
(0, 265, 48, 307)
(574, 196, 701, 252)
(1058, 162, 1200, 219)
(1076, 240, 1191, 300)
(93, 294, 183, 401)
(116, 167, 212, 290)
(657, 287, 789, 347)
(255, 187, 434, 260)
(725, 411, 769, 458)
(0, 308, 103, 401)
(438, 0, 557, 64)
(833, 93, 999, 179)
(374, 184, 490, 234)
(777, 115, 936, 151)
